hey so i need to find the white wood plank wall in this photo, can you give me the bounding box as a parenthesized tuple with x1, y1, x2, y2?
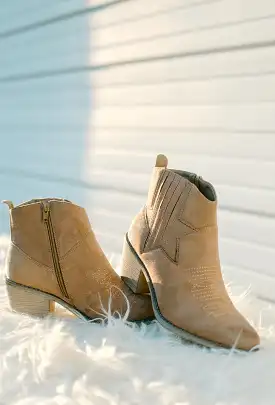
(1, 0, 275, 303)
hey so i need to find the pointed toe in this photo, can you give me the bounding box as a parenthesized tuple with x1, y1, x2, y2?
(235, 323, 260, 351)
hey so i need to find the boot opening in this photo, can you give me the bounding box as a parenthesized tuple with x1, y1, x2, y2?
(16, 198, 71, 208)
(197, 181, 216, 202)
(173, 170, 216, 202)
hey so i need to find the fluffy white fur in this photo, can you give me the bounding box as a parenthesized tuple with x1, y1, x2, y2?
(0, 235, 274, 405)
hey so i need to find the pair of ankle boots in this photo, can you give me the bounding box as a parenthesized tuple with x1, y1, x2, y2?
(3, 155, 260, 351)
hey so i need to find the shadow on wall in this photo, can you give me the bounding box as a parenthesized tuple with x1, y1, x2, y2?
(0, 1, 93, 234)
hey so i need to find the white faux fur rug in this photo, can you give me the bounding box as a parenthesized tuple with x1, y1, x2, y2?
(1, 236, 275, 405)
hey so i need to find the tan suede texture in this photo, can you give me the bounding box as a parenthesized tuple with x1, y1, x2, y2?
(128, 164, 260, 350)
(6, 198, 153, 321)
(60, 231, 153, 321)
(6, 243, 60, 296)
(11, 202, 53, 267)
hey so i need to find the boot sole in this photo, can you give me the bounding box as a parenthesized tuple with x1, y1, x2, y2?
(5, 277, 153, 324)
(121, 234, 255, 352)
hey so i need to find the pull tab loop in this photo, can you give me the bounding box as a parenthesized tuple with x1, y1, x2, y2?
(155, 154, 168, 168)
(1, 200, 14, 209)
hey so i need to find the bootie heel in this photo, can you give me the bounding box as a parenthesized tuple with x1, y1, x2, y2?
(6, 280, 54, 317)
(121, 235, 149, 294)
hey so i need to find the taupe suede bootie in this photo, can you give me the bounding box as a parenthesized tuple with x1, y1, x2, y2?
(121, 155, 260, 350)
(3, 198, 153, 321)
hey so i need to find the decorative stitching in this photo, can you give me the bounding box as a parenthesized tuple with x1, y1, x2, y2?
(148, 170, 169, 224)
(141, 207, 150, 254)
(159, 174, 180, 231)
(149, 168, 166, 209)
(11, 242, 53, 271)
(162, 183, 183, 236)
(60, 229, 92, 261)
(51, 204, 88, 258)
(148, 171, 175, 248)
(178, 218, 199, 232)
(148, 244, 179, 265)
(175, 237, 180, 263)
(185, 265, 218, 272)
(178, 184, 193, 224)
(144, 178, 193, 264)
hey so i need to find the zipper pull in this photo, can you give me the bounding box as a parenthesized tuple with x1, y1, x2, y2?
(42, 202, 50, 222)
